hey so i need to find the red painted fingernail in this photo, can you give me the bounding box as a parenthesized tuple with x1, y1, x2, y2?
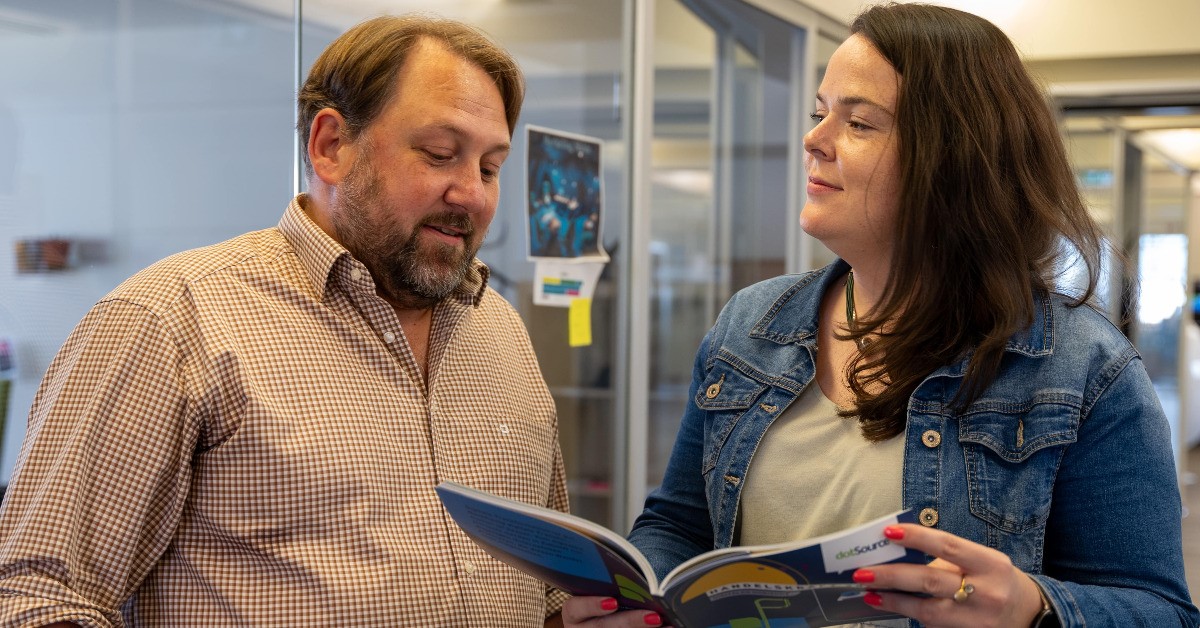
(853, 569, 875, 584)
(864, 591, 883, 606)
(884, 525, 905, 540)
(644, 612, 663, 626)
(601, 598, 618, 611)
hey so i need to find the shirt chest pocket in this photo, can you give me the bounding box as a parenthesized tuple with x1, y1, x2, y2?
(959, 399, 1080, 533)
(694, 362, 770, 476)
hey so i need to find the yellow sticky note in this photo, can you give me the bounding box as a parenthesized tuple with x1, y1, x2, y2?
(568, 298, 592, 347)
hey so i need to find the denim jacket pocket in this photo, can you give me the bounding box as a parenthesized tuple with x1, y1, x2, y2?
(959, 397, 1079, 533)
(695, 360, 770, 476)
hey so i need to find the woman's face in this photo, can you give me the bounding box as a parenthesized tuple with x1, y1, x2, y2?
(800, 33, 901, 267)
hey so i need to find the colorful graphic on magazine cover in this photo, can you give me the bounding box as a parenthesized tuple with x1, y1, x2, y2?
(666, 554, 902, 628)
(662, 513, 922, 628)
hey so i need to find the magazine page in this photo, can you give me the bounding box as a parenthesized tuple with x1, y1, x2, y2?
(435, 482, 668, 613)
(659, 510, 923, 628)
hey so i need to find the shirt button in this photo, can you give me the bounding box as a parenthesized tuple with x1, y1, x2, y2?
(350, 268, 363, 282)
(919, 508, 939, 527)
(462, 561, 477, 576)
(383, 331, 396, 344)
(921, 430, 942, 448)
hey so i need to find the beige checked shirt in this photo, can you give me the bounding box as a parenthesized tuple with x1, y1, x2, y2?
(0, 196, 569, 627)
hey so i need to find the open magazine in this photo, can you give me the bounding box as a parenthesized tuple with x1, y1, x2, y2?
(436, 481, 925, 628)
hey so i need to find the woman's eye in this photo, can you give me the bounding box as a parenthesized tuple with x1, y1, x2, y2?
(809, 112, 825, 122)
(425, 150, 452, 162)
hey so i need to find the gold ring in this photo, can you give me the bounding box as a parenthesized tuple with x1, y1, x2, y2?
(953, 576, 975, 602)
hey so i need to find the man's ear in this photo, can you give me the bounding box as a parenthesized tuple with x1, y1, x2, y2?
(308, 108, 354, 185)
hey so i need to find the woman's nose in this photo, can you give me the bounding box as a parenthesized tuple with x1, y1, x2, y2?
(803, 125, 831, 160)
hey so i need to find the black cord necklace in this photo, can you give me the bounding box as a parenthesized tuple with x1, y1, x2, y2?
(844, 270, 868, 350)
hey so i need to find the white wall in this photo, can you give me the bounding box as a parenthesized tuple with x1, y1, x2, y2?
(0, 17, 295, 483)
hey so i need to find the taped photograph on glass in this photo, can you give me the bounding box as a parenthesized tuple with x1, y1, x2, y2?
(525, 125, 607, 261)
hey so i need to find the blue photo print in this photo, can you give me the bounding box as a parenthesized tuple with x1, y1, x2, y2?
(526, 125, 606, 260)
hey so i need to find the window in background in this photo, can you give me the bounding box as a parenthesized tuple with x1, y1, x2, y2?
(1061, 109, 1200, 480)
(644, 0, 811, 494)
(1134, 147, 1190, 473)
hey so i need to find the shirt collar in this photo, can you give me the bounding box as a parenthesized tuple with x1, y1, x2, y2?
(278, 194, 490, 307)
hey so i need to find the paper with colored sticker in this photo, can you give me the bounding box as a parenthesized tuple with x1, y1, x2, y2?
(534, 260, 604, 307)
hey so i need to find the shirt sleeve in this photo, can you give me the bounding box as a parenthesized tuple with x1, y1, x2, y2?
(0, 297, 201, 627)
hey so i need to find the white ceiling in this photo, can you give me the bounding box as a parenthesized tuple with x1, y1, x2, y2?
(811, 0, 1200, 61)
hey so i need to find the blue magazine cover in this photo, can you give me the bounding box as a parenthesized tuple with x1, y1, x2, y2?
(436, 481, 924, 628)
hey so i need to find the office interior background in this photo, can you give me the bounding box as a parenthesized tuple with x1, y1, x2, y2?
(0, 0, 1197, 557)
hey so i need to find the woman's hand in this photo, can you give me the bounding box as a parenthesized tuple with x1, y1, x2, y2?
(853, 524, 1047, 628)
(555, 596, 667, 628)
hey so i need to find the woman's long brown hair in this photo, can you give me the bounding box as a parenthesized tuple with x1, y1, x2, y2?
(842, 3, 1105, 441)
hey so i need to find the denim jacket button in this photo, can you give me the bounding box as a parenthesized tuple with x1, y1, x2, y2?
(919, 508, 939, 527)
(705, 374, 725, 399)
(921, 430, 941, 448)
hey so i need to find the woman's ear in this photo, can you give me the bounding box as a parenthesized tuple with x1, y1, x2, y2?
(308, 108, 352, 185)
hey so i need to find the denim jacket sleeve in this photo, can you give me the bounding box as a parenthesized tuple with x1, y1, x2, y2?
(628, 323, 722, 581)
(1031, 351, 1198, 627)
(628, 271, 820, 581)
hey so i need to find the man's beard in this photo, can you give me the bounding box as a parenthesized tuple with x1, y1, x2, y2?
(334, 156, 481, 310)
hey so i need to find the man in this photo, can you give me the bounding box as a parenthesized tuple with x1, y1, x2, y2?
(0, 15, 568, 627)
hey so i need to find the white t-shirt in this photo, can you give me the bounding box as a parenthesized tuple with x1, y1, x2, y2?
(738, 383, 907, 627)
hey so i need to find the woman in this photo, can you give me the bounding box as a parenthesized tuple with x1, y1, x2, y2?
(559, 3, 1198, 627)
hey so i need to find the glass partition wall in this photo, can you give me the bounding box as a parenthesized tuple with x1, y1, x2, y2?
(639, 0, 822, 518)
(0, 0, 827, 532)
(1061, 110, 1200, 481)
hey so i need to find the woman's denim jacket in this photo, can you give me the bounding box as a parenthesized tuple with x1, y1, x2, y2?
(629, 261, 1199, 627)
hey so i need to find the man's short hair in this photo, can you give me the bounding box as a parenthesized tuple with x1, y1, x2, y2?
(297, 14, 525, 175)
